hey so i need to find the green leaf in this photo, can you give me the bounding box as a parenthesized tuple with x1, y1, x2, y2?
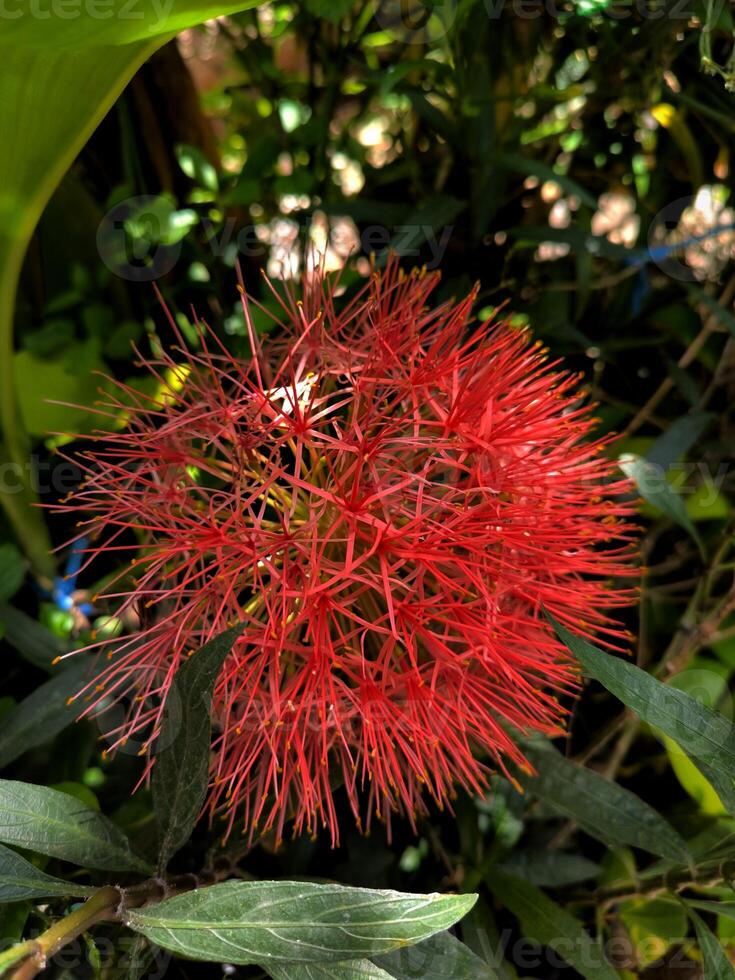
(546, 613, 735, 775)
(374, 930, 500, 978)
(0, 658, 96, 769)
(689, 908, 735, 979)
(689, 758, 735, 815)
(302, 0, 355, 23)
(645, 412, 714, 469)
(618, 898, 687, 968)
(488, 871, 619, 980)
(519, 740, 690, 863)
(0, 842, 94, 903)
(152, 623, 246, 870)
(0, 546, 24, 603)
(126, 881, 477, 965)
(0, 780, 151, 874)
(497, 849, 599, 887)
(0, 0, 261, 579)
(268, 962, 394, 979)
(176, 144, 219, 193)
(619, 452, 703, 551)
(689, 902, 735, 923)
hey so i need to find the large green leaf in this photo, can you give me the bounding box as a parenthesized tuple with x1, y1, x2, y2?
(488, 871, 619, 980)
(0, 779, 151, 874)
(547, 613, 735, 773)
(519, 740, 690, 862)
(0, 842, 94, 903)
(0, 1, 259, 578)
(153, 624, 246, 870)
(126, 881, 477, 965)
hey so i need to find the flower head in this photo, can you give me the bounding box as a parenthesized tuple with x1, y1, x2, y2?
(57, 259, 636, 845)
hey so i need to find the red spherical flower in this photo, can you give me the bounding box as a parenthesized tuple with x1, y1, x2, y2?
(57, 260, 636, 845)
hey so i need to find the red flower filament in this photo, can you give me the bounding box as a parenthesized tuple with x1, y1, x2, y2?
(57, 261, 636, 845)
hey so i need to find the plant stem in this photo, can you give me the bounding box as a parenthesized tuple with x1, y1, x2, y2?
(4, 887, 121, 980)
(0, 231, 55, 581)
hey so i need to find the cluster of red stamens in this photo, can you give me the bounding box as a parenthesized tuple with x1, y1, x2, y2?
(55, 259, 636, 845)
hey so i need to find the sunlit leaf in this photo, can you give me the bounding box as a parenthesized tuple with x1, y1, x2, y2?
(127, 881, 477, 965)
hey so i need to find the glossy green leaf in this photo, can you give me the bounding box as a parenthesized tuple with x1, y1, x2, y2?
(619, 452, 703, 550)
(519, 740, 689, 862)
(126, 881, 477, 965)
(0, 780, 151, 874)
(488, 871, 619, 980)
(152, 623, 246, 870)
(689, 908, 735, 979)
(547, 613, 735, 773)
(0, 842, 94, 903)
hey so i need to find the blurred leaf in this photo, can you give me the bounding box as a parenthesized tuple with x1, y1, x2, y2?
(520, 740, 690, 862)
(127, 881, 477, 965)
(650, 104, 704, 190)
(619, 898, 687, 968)
(646, 413, 713, 469)
(0, 779, 151, 873)
(12, 341, 110, 436)
(547, 614, 735, 778)
(498, 153, 597, 209)
(0, 602, 67, 670)
(688, 907, 735, 979)
(176, 144, 219, 193)
(0, 842, 93, 903)
(302, 0, 354, 22)
(0, 657, 96, 769)
(688, 285, 735, 339)
(0, 546, 24, 603)
(488, 871, 619, 980)
(497, 849, 599, 887)
(619, 453, 703, 551)
(153, 623, 246, 870)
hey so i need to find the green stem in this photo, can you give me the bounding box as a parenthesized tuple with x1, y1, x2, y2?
(1, 887, 121, 980)
(0, 231, 55, 582)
